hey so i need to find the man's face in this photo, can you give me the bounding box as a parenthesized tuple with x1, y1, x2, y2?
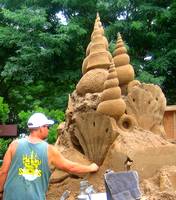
(40, 125, 49, 139)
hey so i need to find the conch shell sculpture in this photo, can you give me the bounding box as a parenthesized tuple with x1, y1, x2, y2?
(97, 64, 126, 119)
(82, 13, 112, 74)
(76, 13, 111, 95)
(113, 33, 135, 94)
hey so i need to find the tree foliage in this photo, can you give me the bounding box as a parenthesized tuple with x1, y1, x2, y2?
(0, 0, 175, 127)
(0, 96, 9, 123)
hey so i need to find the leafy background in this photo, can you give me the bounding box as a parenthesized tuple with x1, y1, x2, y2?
(0, 0, 176, 158)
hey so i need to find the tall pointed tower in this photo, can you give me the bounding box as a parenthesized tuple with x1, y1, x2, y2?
(82, 13, 112, 74)
(97, 63, 126, 119)
(76, 13, 112, 95)
(113, 33, 135, 94)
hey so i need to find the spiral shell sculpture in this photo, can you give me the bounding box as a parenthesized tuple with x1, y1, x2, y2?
(82, 13, 112, 74)
(97, 64, 126, 119)
(76, 13, 111, 95)
(113, 33, 135, 93)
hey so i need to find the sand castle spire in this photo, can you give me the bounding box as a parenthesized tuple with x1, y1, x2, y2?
(97, 63, 126, 119)
(82, 14, 112, 75)
(96, 12, 99, 18)
(95, 12, 100, 24)
(113, 33, 135, 93)
(93, 12, 101, 29)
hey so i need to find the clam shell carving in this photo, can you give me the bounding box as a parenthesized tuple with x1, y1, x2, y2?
(142, 84, 166, 119)
(75, 112, 118, 165)
(126, 83, 166, 132)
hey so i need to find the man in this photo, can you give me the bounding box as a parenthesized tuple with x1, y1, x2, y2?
(0, 113, 99, 200)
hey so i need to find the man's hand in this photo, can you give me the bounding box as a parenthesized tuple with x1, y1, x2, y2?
(89, 163, 99, 172)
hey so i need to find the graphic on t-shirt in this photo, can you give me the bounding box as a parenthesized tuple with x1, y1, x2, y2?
(18, 151, 42, 181)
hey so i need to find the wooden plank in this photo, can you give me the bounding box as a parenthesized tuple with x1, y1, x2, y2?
(163, 111, 174, 139)
(174, 112, 176, 139)
(165, 105, 176, 111)
(0, 125, 17, 137)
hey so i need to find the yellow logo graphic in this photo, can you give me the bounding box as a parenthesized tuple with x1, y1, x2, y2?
(19, 151, 42, 181)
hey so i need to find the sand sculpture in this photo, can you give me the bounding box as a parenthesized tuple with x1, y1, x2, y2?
(113, 33, 135, 95)
(97, 64, 126, 119)
(76, 13, 111, 95)
(50, 13, 176, 199)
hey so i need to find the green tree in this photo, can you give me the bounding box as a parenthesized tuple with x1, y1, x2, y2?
(0, 5, 85, 119)
(0, 97, 10, 160)
(0, 96, 9, 123)
(0, 0, 176, 122)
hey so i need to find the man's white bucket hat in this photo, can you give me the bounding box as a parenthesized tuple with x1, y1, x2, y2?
(27, 112, 54, 128)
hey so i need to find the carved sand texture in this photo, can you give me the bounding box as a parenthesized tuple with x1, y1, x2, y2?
(113, 33, 135, 88)
(127, 80, 141, 93)
(65, 94, 74, 119)
(103, 128, 176, 179)
(97, 64, 126, 118)
(70, 91, 101, 113)
(121, 79, 141, 96)
(117, 114, 138, 132)
(143, 84, 166, 138)
(140, 166, 176, 199)
(142, 84, 166, 118)
(125, 83, 166, 137)
(75, 112, 118, 165)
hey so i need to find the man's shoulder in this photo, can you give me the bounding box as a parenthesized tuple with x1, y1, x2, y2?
(10, 138, 26, 146)
(6, 139, 19, 156)
(48, 144, 60, 158)
(48, 144, 55, 152)
(10, 139, 19, 148)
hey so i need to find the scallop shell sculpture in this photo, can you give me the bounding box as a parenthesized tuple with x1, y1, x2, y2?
(125, 83, 166, 137)
(75, 112, 118, 165)
(142, 84, 166, 117)
(113, 33, 135, 89)
(82, 13, 112, 75)
(97, 64, 126, 119)
(142, 84, 166, 137)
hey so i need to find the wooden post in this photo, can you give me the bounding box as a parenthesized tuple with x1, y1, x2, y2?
(163, 105, 176, 139)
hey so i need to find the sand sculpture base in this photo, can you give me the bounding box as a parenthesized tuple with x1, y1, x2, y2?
(49, 126, 176, 200)
(103, 128, 176, 179)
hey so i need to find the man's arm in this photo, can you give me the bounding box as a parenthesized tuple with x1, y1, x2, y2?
(0, 140, 17, 192)
(48, 145, 99, 174)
